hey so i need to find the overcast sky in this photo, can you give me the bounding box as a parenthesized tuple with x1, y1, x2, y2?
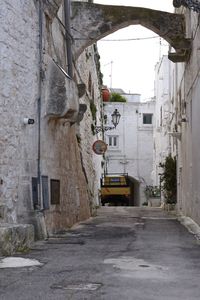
(94, 0, 174, 100)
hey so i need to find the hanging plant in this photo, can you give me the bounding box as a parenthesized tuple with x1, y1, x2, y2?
(159, 155, 177, 204)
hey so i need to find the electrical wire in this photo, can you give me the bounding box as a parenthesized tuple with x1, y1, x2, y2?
(73, 35, 160, 42)
(99, 36, 160, 42)
(71, 27, 169, 43)
(44, 3, 170, 45)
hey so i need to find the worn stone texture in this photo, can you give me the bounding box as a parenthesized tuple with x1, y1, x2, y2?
(153, 8, 200, 227)
(75, 45, 103, 208)
(44, 55, 79, 120)
(0, 0, 102, 241)
(172, 8, 200, 227)
(71, 1, 191, 61)
(0, 223, 34, 256)
(0, 0, 39, 225)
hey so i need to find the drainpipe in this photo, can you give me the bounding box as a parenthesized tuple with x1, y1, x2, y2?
(64, 0, 73, 77)
(37, 0, 42, 207)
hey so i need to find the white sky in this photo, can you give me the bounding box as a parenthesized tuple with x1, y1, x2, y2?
(94, 0, 174, 100)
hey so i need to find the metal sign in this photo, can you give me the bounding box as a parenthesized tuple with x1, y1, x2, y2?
(92, 140, 107, 155)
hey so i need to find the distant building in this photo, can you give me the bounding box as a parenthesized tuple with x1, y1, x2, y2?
(103, 92, 155, 206)
(152, 56, 172, 191)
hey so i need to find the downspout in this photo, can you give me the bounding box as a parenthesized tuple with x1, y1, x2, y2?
(38, 0, 42, 207)
(64, 0, 73, 77)
(36, 0, 48, 240)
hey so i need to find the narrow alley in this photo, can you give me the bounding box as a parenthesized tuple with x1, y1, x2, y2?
(0, 207, 200, 300)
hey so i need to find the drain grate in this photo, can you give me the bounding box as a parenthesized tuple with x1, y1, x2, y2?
(51, 282, 102, 291)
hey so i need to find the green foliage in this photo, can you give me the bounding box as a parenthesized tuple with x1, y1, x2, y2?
(90, 102, 97, 122)
(159, 155, 177, 204)
(110, 93, 127, 103)
(145, 185, 161, 198)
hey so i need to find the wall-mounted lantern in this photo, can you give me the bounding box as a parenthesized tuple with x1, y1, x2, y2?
(94, 109, 121, 134)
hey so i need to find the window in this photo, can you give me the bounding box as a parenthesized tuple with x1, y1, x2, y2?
(143, 113, 153, 124)
(50, 179, 60, 205)
(32, 177, 38, 209)
(108, 136, 118, 148)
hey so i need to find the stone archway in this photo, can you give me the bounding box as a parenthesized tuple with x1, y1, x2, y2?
(71, 1, 191, 62)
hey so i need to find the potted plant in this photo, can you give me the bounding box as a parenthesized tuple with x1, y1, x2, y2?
(145, 185, 161, 207)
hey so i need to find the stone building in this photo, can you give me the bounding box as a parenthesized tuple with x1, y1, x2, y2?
(153, 2, 200, 226)
(170, 3, 200, 225)
(1, 0, 198, 254)
(103, 94, 155, 206)
(0, 0, 102, 252)
(152, 56, 172, 189)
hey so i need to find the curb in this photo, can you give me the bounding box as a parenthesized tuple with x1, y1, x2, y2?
(178, 215, 200, 240)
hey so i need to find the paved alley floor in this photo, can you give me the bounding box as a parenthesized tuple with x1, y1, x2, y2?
(0, 207, 200, 300)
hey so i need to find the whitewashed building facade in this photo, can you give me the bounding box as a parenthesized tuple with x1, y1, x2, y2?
(152, 56, 172, 188)
(152, 3, 200, 227)
(103, 94, 155, 206)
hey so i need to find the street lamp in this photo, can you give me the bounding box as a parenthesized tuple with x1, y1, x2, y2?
(94, 109, 121, 134)
(111, 109, 121, 128)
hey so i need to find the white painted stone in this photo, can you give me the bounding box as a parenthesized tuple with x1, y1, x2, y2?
(153, 7, 200, 227)
(0, 257, 42, 268)
(152, 55, 172, 204)
(104, 98, 155, 205)
(0, 0, 102, 239)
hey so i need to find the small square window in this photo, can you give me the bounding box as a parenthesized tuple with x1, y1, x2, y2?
(108, 136, 118, 148)
(143, 113, 153, 124)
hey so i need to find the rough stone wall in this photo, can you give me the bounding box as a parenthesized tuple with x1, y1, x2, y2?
(0, 0, 39, 224)
(0, 0, 102, 236)
(75, 45, 103, 207)
(71, 1, 190, 62)
(170, 7, 200, 225)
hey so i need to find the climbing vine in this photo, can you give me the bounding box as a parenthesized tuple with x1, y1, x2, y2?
(159, 155, 177, 204)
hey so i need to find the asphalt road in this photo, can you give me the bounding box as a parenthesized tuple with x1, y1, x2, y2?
(0, 207, 200, 300)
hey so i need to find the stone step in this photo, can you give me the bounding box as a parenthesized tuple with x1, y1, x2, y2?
(0, 223, 34, 256)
